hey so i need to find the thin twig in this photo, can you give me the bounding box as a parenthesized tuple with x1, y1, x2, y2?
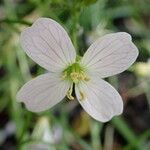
(0, 18, 32, 26)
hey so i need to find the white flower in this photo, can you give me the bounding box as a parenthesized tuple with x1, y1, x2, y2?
(16, 18, 139, 122)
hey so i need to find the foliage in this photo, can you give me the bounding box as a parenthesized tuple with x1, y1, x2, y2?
(0, 0, 150, 149)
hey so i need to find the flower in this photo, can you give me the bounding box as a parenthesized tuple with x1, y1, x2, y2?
(16, 18, 139, 122)
(25, 117, 63, 150)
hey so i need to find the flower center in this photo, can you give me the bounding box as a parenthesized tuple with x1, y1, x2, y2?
(61, 63, 90, 83)
(61, 62, 90, 101)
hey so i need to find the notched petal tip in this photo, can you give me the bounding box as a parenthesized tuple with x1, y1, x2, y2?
(117, 32, 132, 40)
(24, 102, 47, 113)
(117, 32, 139, 60)
(16, 88, 59, 113)
(88, 99, 123, 123)
(16, 90, 48, 112)
(75, 77, 124, 123)
(19, 17, 76, 72)
(16, 90, 38, 112)
(16, 73, 71, 113)
(81, 31, 139, 78)
(100, 104, 123, 123)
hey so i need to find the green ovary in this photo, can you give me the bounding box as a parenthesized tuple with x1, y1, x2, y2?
(61, 63, 90, 84)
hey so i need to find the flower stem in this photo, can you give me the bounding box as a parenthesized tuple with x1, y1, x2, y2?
(70, 6, 80, 54)
(0, 18, 32, 26)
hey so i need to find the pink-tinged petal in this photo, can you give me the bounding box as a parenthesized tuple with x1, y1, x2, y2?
(16, 73, 71, 112)
(81, 32, 139, 78)
(75, 76, 123, 122)
(20, 17, 76, 72)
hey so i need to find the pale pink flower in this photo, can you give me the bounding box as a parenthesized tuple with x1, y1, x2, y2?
(17, 18, 138, 122)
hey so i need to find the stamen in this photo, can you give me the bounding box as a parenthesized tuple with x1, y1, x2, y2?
(79, 91, 86, 101)
(70, 72, 86, 83)
(84, 76, 90, 81)
(79, 72, 85, 80)
(61, 63, 90, 83)
(70, 72, 79, 82)
(79, 71, 90, 81)
(66, 86, 74, 100)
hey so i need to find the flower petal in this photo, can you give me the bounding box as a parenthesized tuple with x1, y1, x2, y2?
(75, 77, 123, 122)
(81, 32, 139, 78)
(16, 73, 71, 112)
(20, 17, 76, 72)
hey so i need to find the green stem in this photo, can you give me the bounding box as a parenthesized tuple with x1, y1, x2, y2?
(0, 18, 32, 26)
(90, 121, 102, 150)
(70, 7, 80, 54)
(112, 117, 142, 150)
(141, 79, 150, 110)
(109, 76, 142, 150)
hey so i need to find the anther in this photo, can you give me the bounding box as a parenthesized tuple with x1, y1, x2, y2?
(84, 76, 90, 81)
(66, 86, 74, 100)
(79, 91, 86, 101)
(79, 71, 90, 81)
(70, 72, 79, 83)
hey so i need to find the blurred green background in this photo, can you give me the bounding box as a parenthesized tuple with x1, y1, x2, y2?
(0, 0, 150, 150)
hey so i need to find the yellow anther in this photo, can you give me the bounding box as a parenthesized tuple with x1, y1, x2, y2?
(70, 72, 80, 83)
(79, 72, 90, 81)
(79, 73, 85, 80)
(79, 91, 86, 101)
(84, 76, 90, 81)
(70, 72, 79, 79)
(66, 86, 74, 100)
(61, 63, 90, 83)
